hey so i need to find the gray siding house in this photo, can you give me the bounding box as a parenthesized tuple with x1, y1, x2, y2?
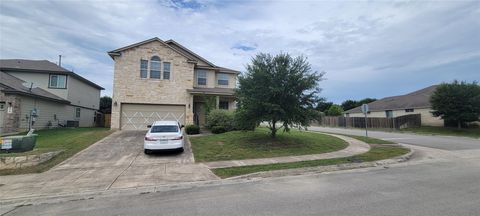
(0, 59, 104, 134)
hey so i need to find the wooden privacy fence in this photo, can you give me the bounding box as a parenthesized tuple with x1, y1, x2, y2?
(314, 114, 421, 129)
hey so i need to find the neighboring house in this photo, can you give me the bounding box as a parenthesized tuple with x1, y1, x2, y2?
(344, 85, 444, 127)
(108, 37, 240, 130)
(0, 59, 104, 134)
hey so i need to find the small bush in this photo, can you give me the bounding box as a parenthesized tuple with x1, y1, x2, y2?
(211, 126, 227, 134)
(206, 109, 234, 131)
(185, 125, 200, 135)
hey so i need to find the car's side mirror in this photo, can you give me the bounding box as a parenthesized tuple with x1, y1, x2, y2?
(147, 125, 152, 128)
(180, 125, 184, 128)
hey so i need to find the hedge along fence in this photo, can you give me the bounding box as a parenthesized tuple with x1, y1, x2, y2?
(314, 114, 421, 129)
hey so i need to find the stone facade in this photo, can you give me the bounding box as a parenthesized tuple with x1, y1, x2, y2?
(0, 91, 21, 134)
(111, 40, 197, 129)
(0, 151, 62, 170)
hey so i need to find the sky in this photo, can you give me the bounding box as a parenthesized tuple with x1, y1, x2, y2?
(0, 0, 479, 103)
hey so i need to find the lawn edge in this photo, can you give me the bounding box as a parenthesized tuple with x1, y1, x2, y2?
(221, 145, 413, 180)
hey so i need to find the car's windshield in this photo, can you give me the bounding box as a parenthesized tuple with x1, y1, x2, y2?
(150, 125, 179, 133)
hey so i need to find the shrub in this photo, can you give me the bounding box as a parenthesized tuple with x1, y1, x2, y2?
(206, 109, 234, 131)
(211, 126, 227, 134)
(185, 125, 200, 135)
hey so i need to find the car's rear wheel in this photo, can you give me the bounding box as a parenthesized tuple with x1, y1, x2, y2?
(178, 147, 184, 153)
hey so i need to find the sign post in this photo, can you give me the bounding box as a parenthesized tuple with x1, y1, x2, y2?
(361, 104, 369, 137)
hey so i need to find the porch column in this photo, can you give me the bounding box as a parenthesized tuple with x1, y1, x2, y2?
(215, 96, 220, 109)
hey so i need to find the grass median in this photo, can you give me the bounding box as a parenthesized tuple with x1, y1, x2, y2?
(212, 144, 409, 178)
(190, 128, 348, 162)
(0, 127, 113, 175)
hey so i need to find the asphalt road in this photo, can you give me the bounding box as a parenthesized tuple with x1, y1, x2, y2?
(6, 155, 480, 216)
(5, 129, 480, 216)
(308, 126, 480, 150)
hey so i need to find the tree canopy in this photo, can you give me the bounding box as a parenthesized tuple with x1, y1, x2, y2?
(236, 53, 324, 137)
(326, 104, 344, 116)
(341, 98, 377, 111)
(430, 81, 480, 128)
(99, 96, 112, 114)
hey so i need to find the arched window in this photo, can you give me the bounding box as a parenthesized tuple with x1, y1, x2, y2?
(150, 56, 161, 79)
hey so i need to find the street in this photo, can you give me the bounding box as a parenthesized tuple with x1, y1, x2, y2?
(4, 128, 480, 216)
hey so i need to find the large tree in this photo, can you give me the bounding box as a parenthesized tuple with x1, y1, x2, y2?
(430, 81, 480, 128)
(341, 100, 358, 111)
(99, 96, 112, 114)
(236, 53, 324, 137)
(326, 104, 344, 116)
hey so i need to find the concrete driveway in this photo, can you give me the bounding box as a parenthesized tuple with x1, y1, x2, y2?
(0, 131, 218, 201)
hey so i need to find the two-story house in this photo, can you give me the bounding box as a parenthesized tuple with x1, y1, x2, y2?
(0, 59, 104, 134)
(108, 37, 240, 130)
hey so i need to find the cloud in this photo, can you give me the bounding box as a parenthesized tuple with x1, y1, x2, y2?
(0, 0, 478, 102)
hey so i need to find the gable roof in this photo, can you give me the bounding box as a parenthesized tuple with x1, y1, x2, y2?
(0, 59, 104, 90)
(345, 85, 438, 113)
(0, 71, 70, 104)
(108, 37, 241, 74)
(107, 37, 197, 63)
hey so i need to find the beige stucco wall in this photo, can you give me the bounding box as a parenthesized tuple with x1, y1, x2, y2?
(346, 108, 444, 126)
(111, 40, 196, 129)
(6, 71, 69, 99)
(215, 73, 237, 89)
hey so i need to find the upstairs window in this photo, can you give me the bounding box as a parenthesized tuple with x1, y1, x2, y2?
(140, 59, 148, 78)
(49, 74, 67, 88)
(217, 73, 229, 86)
(163, 62, 171, 80)
(405, 108, 414, 112)
(150, 56, 161, 79)
(197, 70, 207, 85)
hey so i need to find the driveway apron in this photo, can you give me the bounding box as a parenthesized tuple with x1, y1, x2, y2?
(0, 131, 218, 201)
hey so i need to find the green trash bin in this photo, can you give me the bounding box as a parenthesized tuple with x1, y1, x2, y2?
(1, 134, 38, 152)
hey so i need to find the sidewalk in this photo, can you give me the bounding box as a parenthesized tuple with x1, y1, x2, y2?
(203, 133, 371, 169)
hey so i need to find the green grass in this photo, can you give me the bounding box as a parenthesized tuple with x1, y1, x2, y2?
(400, 126, 480, 138)
(190, 128, 348, 162)
(213, 145, 409, 178)
(0, 128, 113, 175)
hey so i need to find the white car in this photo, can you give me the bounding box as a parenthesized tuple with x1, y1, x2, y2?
(144, 121, 185, 154)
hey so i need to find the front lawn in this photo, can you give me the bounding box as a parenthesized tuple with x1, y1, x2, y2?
(400, 126, 480, 138)
(0, 127, 113, 175)
(190, 128, 348, 162)
(213, 145, 409, 178)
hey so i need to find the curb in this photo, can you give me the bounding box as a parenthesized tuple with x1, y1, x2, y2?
(0, 147, 414, 213)
(224, 146, 414, 180)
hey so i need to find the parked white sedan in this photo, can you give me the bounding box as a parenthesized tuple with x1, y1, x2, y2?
(144, 121, 184, 154)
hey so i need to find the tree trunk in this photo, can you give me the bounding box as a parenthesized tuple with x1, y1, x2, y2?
(457, 121, 462, 129)
(271, 120, 277, 138)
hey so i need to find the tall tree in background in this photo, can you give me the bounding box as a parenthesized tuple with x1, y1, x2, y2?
(236, 53, 324, 137)
(341, 100, 358, 111)
(99, 96, 112, 114)
(316, 99, 333, 112)
(430, 81, 480, 128)
(358, 98, 377, 105)
(326, 104, 344, 116)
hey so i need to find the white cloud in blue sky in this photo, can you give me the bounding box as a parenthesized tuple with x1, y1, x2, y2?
(1, 0, 478, 103)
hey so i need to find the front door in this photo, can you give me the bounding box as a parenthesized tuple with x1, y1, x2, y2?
(193, 102, 205, 126)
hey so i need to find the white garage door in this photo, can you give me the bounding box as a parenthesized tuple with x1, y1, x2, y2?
(121, 104, 185, 130)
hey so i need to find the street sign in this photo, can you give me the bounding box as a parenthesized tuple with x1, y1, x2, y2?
(361, 104, 369, 137)
(361, 104, 369, 114)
